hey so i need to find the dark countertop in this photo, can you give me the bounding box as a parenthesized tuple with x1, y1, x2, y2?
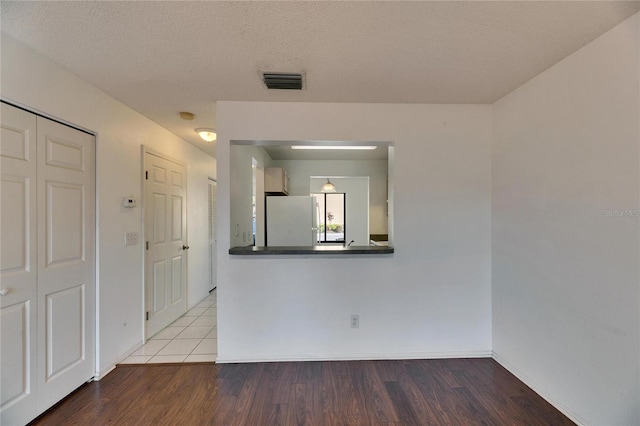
(229, 245, 394, 255)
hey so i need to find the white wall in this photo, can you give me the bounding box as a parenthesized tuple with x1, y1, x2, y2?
(273, 160, 388, 235)
(492, 14, 640, 425)
(1, 34, 217, 377)
(217, 101, 492, 362)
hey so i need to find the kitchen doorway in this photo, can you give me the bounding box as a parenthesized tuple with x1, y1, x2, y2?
(313, 192, 346, 243)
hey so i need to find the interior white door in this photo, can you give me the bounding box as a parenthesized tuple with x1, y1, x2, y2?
(0, 104, 38, 426)
(145, 152, 187, 338)
(208, 179, 217, 291)
(35, 116, 95, 412)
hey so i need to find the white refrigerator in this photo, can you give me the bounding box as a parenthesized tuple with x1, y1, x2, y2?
(266, 196, 319, 246)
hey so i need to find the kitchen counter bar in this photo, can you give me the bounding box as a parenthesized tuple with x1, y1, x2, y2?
(229, 245, 394, 255)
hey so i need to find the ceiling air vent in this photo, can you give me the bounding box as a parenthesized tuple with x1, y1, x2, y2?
(262, 72, 304, 90)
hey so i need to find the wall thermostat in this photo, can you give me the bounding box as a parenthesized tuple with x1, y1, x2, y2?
(123, 197, 137, 208)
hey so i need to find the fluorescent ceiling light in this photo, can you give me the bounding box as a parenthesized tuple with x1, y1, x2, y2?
(291, 145, 377, 150)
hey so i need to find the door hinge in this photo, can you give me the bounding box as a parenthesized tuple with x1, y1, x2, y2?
(145, 171, 148, 180)
(146, 241, 149, 250)
(146, 311, 149, 321)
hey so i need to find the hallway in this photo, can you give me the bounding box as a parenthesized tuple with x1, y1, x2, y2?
(121, 290, 217, 364)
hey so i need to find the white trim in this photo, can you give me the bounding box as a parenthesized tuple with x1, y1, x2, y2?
(491, 351, 587, 426)
(216, 350, 491, 364)
(0, 97, 96, 136)
(93, 127, 101, 382)
(95, 340, 144, 381)
(143, 146, 187, 167)
(140, 147, 147, 342)
(94, 365, 115, 382)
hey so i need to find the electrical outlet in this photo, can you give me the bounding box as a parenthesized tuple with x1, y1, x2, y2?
(350, 314, 359, 329)
(122, 197, 137, 208)
(125, 232, 139, 246)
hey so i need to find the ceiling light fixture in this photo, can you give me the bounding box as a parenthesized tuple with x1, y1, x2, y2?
(321, 178, 337, 193)
(291, 145, 377, 150)
(195, 128, 217, 143)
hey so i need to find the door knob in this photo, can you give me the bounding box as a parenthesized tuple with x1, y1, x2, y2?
(182, 245, 190, 250)
(0, 288, 9, 296)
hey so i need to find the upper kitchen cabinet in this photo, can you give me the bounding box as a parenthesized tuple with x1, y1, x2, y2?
(265, 167, 289, 195)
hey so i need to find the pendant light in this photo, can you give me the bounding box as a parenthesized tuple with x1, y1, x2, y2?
(321, 178, 336, 193)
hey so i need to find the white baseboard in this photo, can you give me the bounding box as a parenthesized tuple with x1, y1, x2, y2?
(95, 341, 144, 380)
(491, 351, 587, 426)
(216, 350, 491, 364)
(93, 364, 115, 381)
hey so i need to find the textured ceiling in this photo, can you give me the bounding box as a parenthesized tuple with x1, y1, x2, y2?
(2, 1, 639, 159)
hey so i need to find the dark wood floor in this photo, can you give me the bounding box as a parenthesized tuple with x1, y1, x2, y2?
(31, 358, 574, 425)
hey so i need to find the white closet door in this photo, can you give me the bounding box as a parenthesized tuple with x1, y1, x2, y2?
(145, 152, 187, 338)
(0, 104, 38, 426)
(35, 116, 95, 412)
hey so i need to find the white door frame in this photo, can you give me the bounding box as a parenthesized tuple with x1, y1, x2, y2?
(208, 177, 217, 291)
(141, 146, 188, 341)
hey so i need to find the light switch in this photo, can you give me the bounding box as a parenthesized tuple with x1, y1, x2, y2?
(125, 232, 139, 246)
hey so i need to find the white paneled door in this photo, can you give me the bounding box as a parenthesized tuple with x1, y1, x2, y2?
(1, 104, 38, 425)
(36, 116, 95, 412)
(0, 103, 95, 425)
(144, 152, 187, 338)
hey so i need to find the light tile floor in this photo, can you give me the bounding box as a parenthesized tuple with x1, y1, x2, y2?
(121, 290, 217, 364)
